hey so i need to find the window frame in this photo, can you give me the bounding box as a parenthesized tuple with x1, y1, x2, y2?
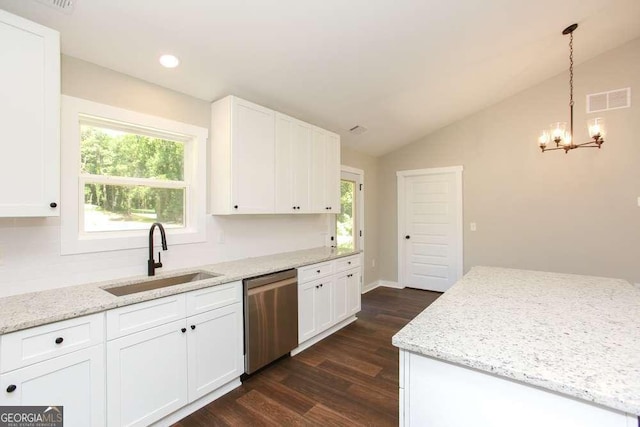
(61, 95, 208, 255)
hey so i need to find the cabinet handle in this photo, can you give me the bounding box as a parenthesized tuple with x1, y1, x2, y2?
(320, 283, 323, 288)
(234, 205, 238, 209)
(297, 206, 301, 210)
(347, 261, 351, 265)
(316, 270, 321, 273)
(6, 385, 16, 393)
(49, 202, 57, 208)
(405, 235, 411, 239)
(55, 337, 64, 345)
(190, 325, 196, 330)
(181, 328, 187, 333)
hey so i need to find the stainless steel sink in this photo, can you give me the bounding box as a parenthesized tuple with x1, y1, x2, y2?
(102, 272, 219, 297)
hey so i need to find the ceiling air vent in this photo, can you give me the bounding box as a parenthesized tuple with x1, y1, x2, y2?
(587, 87, 631, 113)
(349, 125, 368, 135)
(34, 0, 76, 14)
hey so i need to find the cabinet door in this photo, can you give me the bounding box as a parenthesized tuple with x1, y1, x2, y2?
(315, 278, 334, 334)
(0, 10, 60, 217)
(347, 269, 362, 316)
(0, 345, 105, 427)
(325, 131, 341, 211)
(275, 113, 296, 213)
(186, 303, 243, 402)
(275, 114, 312, 213)
(292, 121, 312, 212)
(298, 281, 317, 343)
(310, 128, 328, 212)
(333, 273, 349, 324)
(106, 319, 188, 427)
(231, 97, 275, 214)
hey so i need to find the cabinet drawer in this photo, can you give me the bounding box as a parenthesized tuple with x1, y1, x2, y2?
(298, 261, 334, 283)
(186, 281, 242, 317)
(335, 255, 361, 273)
(0, 313, 104, 373)
(106, 294, 186, 340)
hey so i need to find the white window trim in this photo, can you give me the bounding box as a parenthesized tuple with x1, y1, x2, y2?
(61, 95, 208, 255)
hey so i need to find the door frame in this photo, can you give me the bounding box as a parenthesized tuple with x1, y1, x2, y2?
(396, 166, 463, 289)
(340, 166, 364, 253)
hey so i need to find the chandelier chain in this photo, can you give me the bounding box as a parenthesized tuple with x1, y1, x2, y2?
(569, 32, 574, 107)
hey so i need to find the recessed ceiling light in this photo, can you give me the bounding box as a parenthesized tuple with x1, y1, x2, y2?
(159, 54, 180, 68)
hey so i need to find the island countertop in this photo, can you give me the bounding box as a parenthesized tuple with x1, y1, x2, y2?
(392, 266, 640, 416)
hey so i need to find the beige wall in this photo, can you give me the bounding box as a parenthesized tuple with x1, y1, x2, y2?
(378, 37, 640, 284)
(341, 147, 380, 287)
(61, 56, 210, 127)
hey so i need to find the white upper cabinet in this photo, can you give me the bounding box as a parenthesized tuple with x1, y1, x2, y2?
(0, 10, 60, 217)
(211, 96, 340, 215)
(211, 96, 276, 214)
(311, 127, 341, 213)
(275, 113, 313, 213)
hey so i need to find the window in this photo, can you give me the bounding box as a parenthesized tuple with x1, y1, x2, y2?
(61, 96, 208, 254)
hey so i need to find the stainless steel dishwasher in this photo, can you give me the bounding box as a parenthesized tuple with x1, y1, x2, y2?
(244, 269, 298, 374)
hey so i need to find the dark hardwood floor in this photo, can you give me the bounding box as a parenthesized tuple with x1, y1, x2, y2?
(173, 286, 441, 427)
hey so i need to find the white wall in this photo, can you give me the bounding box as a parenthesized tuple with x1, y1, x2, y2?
(0, 56, 329, 297)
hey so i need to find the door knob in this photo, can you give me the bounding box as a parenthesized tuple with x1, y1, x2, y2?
(405, 235, 410, 239)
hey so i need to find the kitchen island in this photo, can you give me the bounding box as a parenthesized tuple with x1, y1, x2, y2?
(392, 266, 640, 427)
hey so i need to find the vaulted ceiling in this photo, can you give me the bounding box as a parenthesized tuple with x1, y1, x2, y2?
(1, 0, 639, 156)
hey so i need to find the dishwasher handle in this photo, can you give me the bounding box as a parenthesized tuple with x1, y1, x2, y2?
(247, 277, 297, 295)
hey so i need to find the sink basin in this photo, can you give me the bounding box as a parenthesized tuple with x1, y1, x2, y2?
(103, 272, 219, 297)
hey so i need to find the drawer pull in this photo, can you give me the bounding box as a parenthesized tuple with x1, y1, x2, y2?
(54, 337, 64, 345)
(347, 261, 351, 264)
(6, 385, 16, 393)
(181, 328, 187, 333)
(190, 325, 196, 330)
(316, 270, 321, 273)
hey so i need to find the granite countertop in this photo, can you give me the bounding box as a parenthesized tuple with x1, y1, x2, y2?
(0, 246, 359, 335)
(392, 266, 640, 416)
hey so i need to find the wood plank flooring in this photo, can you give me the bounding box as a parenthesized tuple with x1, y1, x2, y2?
(173, 286, 441, 427)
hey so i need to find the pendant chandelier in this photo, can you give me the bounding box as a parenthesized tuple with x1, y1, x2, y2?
(538, 23, 605, 153)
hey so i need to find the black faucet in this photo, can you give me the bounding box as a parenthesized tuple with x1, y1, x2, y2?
(148, 222, 168, 276)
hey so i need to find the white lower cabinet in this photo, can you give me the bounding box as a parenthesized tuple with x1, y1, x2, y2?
(297, 256, 362, 346)
(186, 303, 243, 402)
(106, 319, 188, 427)
(0, 344, 105, 427)
(105, 284, 244, 426)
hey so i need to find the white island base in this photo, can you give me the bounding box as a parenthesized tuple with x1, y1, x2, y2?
(399, 350, 637, 427)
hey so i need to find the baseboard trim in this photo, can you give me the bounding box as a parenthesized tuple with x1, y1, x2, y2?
(152, 378, 242, 426)
(291, 316, 357, 356)
(363, 280, 405, 293)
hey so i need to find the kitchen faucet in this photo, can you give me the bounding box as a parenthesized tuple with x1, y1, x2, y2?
(148, 222, 168, 276)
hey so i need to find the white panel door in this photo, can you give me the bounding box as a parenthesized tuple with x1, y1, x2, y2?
(401, 170, 462, 292)
(186, 303, 243, 402)
(298, 281, 317, 343)
(231, 97, 275, 213)
(106, 319, 188, 427)
(0, 10, 60, 217)
(0, 345, 105, 427)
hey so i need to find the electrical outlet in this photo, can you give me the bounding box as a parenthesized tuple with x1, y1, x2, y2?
(372, 259, 376, 267)
(637, 197, 640, 207)
(470, 222, 477, 232)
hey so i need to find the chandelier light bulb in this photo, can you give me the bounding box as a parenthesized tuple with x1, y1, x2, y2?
(539, 131, 550, 147)
(551, 122, 567, 143)
(588, 117, 605, 139)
